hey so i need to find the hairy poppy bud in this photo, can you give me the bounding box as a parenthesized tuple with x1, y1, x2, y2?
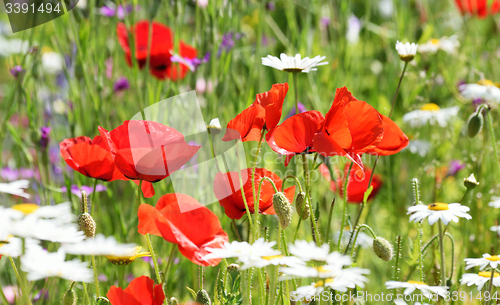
(196, 289, 212, 305)
(273, 192, 293, 229)
(78, 191, 96, 238)
(464, 173, 479, 189)
(295, 192, 305, 215)
(373, 237, 393, 262)
(227, 263, 240, 272)
(467, 111, 483, 138)
(169, 297, 178, 305)
(301, 201, 310, 220)
(62, 287, 77, 305)
(96, 297, 110, 305)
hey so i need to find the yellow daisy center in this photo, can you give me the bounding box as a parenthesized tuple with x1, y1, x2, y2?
(430, 39, 440, 45)
(486, 256, 500, 261)
(428, 203, 449, 211)
(477, 79, 494, 86)
(407, 280, 426, 285)
(11, 203, 39, 214)
(314, 278, 334, 287)
(479, 271, 500, 278)
(420, 103, 441, 111)
(263, 255, 283, 261)
(105, 246, 151, 266)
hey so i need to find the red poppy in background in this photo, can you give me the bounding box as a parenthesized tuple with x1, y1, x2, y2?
(213, 168, 295, 219)
(454, 0, 500, 18)
(60, 136, 127, 182)
(116, 21, 197, 80)
(267, 111, 325, 166)
(367, 114, 409, 156)
(138, 193, 228, 266)
(223, 83, 289, 142)
(320, 164, 382, 204)
(99, 120, 200, 183)
(107, 275, 165, 305)
(314, 87, 383, 168)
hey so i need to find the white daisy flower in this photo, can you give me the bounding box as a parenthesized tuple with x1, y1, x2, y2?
(488, 196, 500, 208)
(464, 254, 500, 270)
(406, 139, 432, 157)
(204, 238, 280, 261)
(20, 244, 92, 282)
(0, 237, 39, 258)
(0, 180, 30, 199)
(402, 104, 459, 128)
(385, 281, 448, 299)
(418, 36, 460, 55)
(239, 255, 304, 270)
(459, 80, 500, 103)
(41, 52, 64, 74)
(280, 263, 368, 280)
(261, 53, 328, 73)
(408, 203, 471, 225)
(9, 217, 85, 243)
(288, 240, 332, 262)
(460, 271, 500, 291)
(61, 234, 139, 256)
(394, 300, 432, 305)
(292, 283, 323, 302)
(334, 228, 373, 250)
(395, 41, 418, 62)
(491, 226, 500, 236)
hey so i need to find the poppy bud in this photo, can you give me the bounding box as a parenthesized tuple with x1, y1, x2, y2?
(169, 297, 178, 305)
(273, 192, 293, 229)
(467, 111, 483, 138)
(227, 263, 240, 272)
(301, 201, 310, 221)
(62, 287, 77, 305)
(78, 191, 96, 238)
(464, 173, 479, 189)
(373, 237, 393, 262)
(295, 192, 305, 215)
(96, 297, 110, 305)
(195, 289, 212, 305)
(207, 118, 221, 135)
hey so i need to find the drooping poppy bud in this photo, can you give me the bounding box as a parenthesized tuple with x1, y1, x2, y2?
(295, 192, 305, 216)
(196, 289, 212, 305)
(300, 201, 310, 221)
(467, 110, 484, 138)
(78, 191, 96, 238)
(373, 237, 393, 262)
(62, 285, 77, 305)
(273, 192, 293, 229)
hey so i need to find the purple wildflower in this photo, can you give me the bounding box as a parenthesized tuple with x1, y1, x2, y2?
(285, 103, 307, 119)
(218, 32, 242, 56)
(141, 256, 162, 268)
(320, 16, 331, 28)
(113, 77, 130, 93)
(100, 5, 133, 19)
(61, 184, 107, 197)
(170, 52, 210, 71)
(40, 127, 51, 151)
(10, 65, 24, 78)
(447, 160, 465, 176)
(98, 274, 108, 282)
(266, 2, 275, 11)
(32, 289, 49, 302)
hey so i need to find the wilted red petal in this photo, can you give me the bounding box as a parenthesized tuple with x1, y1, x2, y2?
(222, 103, 265, 142)
(273, 111, 324, 154)
(213, 168, 294, 219)
(107, 275, 164, 305)
(138, 194, 228, 266)
(368, 114, 409, 156)
(59, 136, 127, 182)
(258, 83, 289, 131)
(99, 121, 200, 182)
(343, 100, 383, 154)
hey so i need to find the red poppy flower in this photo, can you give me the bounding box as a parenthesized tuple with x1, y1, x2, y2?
(116, 21, 197, 81)
(267, 111, 325, 166)
(99, 120, 200, 183)
(454, 0, 500, 18)
(213, 168, 295, 219)
(60, 136, 127, 182)
(138, 193, 228, 266)
(107, 275, 165, 305)
(320, 164, 382, 204)
(367, 114, 409, 156)
(223, 83, 289, 142)
(314, 87, 383, 169)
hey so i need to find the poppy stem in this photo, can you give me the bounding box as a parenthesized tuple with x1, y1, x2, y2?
(145, 234, 163, 286)
(325, 197, 336, 248)
(252, 130, 266, 238)
(281, 175, 303, 193)
(437, 220, 447, 286)
(92, 255, 100, 298)
(8, 257, 32, 305)
(301, 154, 321, 245)
(235, 144, 254, 239)
(90, 178, 98, 216)
(338, 163, 353, 252)
(231, 220, 243, 242)
(163, 245, 177, 290)
(349, 224, 377, 259)
(486, 109, 500, 180)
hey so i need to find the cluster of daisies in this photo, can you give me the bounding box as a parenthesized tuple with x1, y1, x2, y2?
(0, 203, 149, 283)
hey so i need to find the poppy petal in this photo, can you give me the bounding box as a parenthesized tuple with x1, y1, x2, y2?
(258, 83, 289, 131)
(368, 114, 409, 156)
(273, 111, 324, 154)
(323, 88, 353, 149)
(343, 100, 384, 153)
(222, 103, 265, 142)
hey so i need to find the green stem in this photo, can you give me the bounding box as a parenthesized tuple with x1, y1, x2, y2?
(487, 110, 500, 180)
(252, 131, 266, 238)
(487, 268, 496, 305)
(0, 285, 9, 305)
(293, 72, 299, 115)
(293, 218, 302, 242)
(326, 198, 336, 247)
(437, 220, 447, 285)
(92, 255, 100, 298)
(388, 62, 408, 118)
(302, 154, 321, 245)
(90, 178, 98, 216)
(393, 236, 402, 282)
(9, 257, 32, 305)
(236, 144, 254, 239)
(350, 224, 377, 259)
(145, 234, 163, 286)
(338, 163, 353, 251)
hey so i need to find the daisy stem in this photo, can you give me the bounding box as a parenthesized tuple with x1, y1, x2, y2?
(8, 257, 32, 305)
(388, 62, 408, 118)
(338, 163, 354, 252)
(486, 109, 500, 180)
(487, 268, 495, 305)
(293, 72, 299, 115)
(437, 220, 447, 286)
(302, 154, 321, 245)
(92, 255, 100, 298)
